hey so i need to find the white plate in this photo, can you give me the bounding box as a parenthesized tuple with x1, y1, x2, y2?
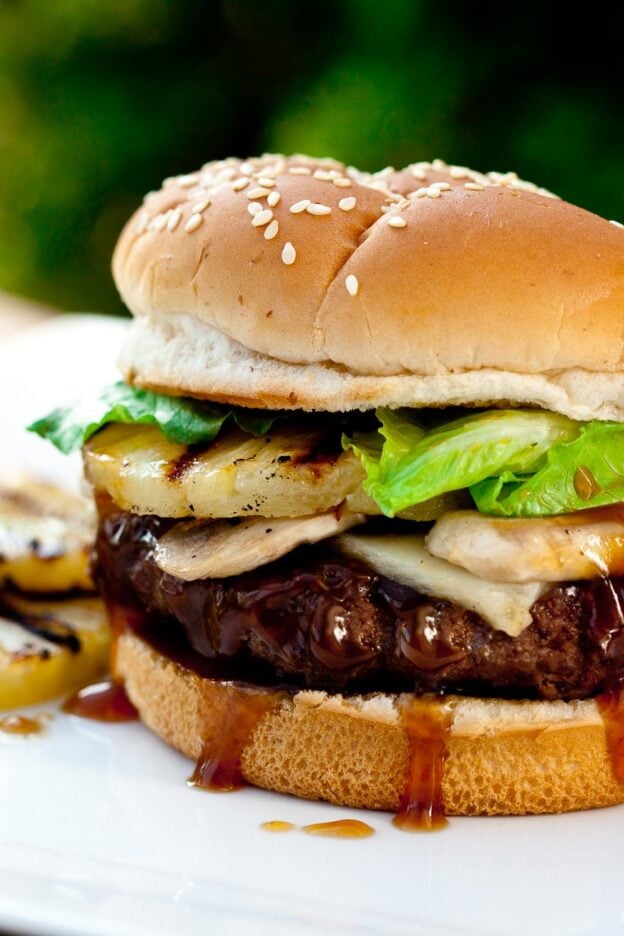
(1, 315, 623, 936)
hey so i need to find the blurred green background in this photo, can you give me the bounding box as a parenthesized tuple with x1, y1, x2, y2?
(1, 0, 623, 314)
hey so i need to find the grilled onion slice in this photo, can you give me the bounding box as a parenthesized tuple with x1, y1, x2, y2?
(153, 509, 365, 580)
(427, 506, 624, 583)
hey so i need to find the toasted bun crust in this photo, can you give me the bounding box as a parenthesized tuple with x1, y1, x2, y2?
(116, 629, 624, 816)
(113, 155, 624, 419)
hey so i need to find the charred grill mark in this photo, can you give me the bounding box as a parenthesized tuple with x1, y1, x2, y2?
(289, 443, 342, 479)
(0, 489, 43, 514)
(166, 444, 207, 482)
(23, 539, 75, 562)
(0, 598, 81, 654)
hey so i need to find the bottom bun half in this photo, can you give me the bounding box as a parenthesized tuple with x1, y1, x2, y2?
(116, 629, 624, 816)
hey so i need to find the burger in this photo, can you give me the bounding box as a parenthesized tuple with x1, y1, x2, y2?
(32, 154, 624, 826)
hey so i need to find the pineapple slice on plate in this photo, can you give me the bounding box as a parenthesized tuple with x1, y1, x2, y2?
(0, 477, 94, 592)
(0, 594, 109, 709)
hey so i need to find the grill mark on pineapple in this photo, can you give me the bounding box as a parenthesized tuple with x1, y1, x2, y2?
(0, 488, 43, 514)
(0, 598, 81, 654)
(166, 444, 207, 482)
(263, 429, 343, 480)
(289, 443, 342, 480)
(0, 487, 76, 525)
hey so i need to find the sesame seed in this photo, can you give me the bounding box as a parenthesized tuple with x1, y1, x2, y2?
(431, 158, 447, 171)
(345, 274, 359, 296)
(306, 203, 331, 216)
(134, 212, 149, 234)
(289, 166, 311, 175)
(410, 167, 427, 180)
(252, 209, 273, 227)
(414, 187, 428, 198)
(264, 219, 279, 240)
(610, 219, 624, 228)
(429, 181, 451, 191)
(313, 169, 334, 181)
(248, 202, 263, 216)
(290, 199, 311, 214)
(232, 178, 249, 191)
(388, 216, 407, 228)
(338, 196, 357, 211)
(167, 208, 182, 232)
(239, 163, 254, 176)
(511, 179, 538, 193)
(464, 182, 485, 191)
(490, 171, 518, 186)
(215, 166, 237, 182)
(449, 166, 469, 179)
(282, 242, 296, 265)
(247, 187, 271, 199)
(177, 174, 199, 188)
(187, 187, 207, 200)
(191, 197, 211, 213)
(267, 191, 281, 207)
(257, 177, 276, 187)
(426, 187, 441, 199)
(149, 213, 168, 232)
(184, 213, 203, 233)
(333, 177, 352, 187)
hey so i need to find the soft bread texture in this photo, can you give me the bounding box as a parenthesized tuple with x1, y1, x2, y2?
(113, 154, 624, 420)
(119, 311, 624, 420)
(116, 629, 624, 816)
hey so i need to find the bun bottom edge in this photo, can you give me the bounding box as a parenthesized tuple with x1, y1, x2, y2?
(116, 629, 624, 817)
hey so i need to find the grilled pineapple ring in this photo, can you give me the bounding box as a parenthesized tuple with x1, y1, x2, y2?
(0, 478, 94, 592)
(83, 423, 472, 521)
(83, 422, 366, 519)
(0, 594, 110, 709)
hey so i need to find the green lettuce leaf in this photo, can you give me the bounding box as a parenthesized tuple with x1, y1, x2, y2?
(345, 408, 580, 517)
(28, 381, 278, 454)
(471, 421, 624, 515)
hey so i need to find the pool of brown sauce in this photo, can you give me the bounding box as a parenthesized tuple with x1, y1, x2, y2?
(62, 679, 138, 722)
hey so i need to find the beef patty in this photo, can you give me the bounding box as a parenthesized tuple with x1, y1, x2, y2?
(96, 511, 624, 700)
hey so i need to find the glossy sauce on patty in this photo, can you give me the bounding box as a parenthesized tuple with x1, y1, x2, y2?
(95, 510, 624, 701)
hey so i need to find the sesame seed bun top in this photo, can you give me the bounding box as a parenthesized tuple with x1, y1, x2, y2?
(113, 154, 624, 421)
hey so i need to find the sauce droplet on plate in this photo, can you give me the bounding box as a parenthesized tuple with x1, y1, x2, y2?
(62, 679, 138, 722)
(0, 714, 44, 735)
(302, 819, 375, 838)
(260, 820, 296, 832)
(393, 696, 452, 832)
